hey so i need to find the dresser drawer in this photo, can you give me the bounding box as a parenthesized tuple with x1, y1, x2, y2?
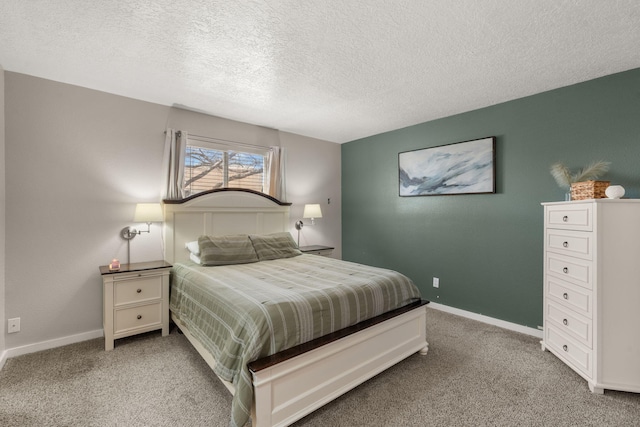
(546, 300, 592, 347)
(546, 326, 592, 378)
(546, 253, 593, 289)
(546, 229, 593, 260)
(546, 277, 592, 318)
(114, 276, 162, 306)
(545, 204, 593, 231)
(114, 302, 163, 334)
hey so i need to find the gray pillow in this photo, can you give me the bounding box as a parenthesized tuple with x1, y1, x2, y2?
(249, 232, 302, 261)
(198, 234, 259, 266)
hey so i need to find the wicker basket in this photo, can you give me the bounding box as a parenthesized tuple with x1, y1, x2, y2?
(570, 180, 610, 200)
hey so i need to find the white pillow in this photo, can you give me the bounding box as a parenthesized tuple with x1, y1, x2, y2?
(185, 241, 200, 255)
(189, 252, 202, 264)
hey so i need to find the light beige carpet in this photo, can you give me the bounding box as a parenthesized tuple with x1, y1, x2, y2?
(1, 307, 639, 426)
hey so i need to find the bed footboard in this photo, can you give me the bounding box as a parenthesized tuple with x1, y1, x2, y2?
(249, 303, 429, 427)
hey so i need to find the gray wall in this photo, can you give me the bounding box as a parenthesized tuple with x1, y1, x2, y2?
(281, 131, 342, 253)
(342, 68, 640, 329)
(3, 72, 341, 350)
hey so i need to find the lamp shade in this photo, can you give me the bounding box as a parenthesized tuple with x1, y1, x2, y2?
(303, 204, 322, 219)
(133, 203, 163, 223)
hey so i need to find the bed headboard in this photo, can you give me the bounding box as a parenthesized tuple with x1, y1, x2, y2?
(163, 189, 292, 264)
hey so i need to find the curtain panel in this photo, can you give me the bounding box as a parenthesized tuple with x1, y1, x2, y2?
(265, 146, 287, 202)
(161, 129, 187, 200)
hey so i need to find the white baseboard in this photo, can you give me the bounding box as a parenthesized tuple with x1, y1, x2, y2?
(0, 329, 104, 370)
(0, 349, 8, 371)
(428, 302, 543, 339)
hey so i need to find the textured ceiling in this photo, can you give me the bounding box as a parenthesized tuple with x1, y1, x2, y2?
(1, 1, 640, 143)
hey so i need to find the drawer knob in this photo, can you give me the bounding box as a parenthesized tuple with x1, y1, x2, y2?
(563, 293, 569, 300)
(563, 241, 569, 248)
(563, 344, 568, 352)
(562, 216, 569, 222)
(563, 318, 568, 326)
(137, 315, 142, 320)
(136, 289, 142, 293)
(563, 267, 569, 274)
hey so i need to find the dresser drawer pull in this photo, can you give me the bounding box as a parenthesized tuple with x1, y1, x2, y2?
(563, 344, 568, 351)
(137, 315, 142, 320)
(136, 289, 142, 293)
(563, 293, 569, 299)
(563, 267, 569, 274)
(563, 318, 568, 325)
(562, 215, 569, 222)
(563, 241, 569, 248)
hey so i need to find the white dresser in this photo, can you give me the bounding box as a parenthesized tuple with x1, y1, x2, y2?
(541, 200, 640, 394)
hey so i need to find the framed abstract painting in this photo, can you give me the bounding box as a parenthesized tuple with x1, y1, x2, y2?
(399, 136, 496, 196)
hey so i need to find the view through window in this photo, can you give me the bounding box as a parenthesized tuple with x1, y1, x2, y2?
(183, 139, 267, 197)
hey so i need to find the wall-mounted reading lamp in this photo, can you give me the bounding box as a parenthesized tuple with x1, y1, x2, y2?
(120, 203, 163, 265)
(294, 204, 322, 246)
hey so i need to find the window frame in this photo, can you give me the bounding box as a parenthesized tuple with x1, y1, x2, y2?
(183, 137, 269, 197)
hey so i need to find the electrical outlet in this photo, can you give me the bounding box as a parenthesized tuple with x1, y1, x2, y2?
(8, 317, 20, 333)
(433, 277, 439, 288)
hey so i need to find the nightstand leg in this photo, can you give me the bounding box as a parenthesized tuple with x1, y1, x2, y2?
(103, 280, 114, 351)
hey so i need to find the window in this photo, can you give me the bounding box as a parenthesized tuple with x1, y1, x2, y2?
(183, 139, 267, 197)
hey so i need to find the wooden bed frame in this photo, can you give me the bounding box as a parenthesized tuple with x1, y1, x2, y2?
(163, 189, 429, 427)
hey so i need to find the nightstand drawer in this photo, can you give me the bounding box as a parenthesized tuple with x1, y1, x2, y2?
(114, 276, 162, 306)
(114, 302, 162, 334)
(304, 249, 333, 256)
(299, 245, 334, 257)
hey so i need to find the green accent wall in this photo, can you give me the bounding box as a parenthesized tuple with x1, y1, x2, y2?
(342, 68, 640, 329)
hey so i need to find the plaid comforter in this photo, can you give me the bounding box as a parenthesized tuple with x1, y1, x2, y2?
(169, 254, 422, 427)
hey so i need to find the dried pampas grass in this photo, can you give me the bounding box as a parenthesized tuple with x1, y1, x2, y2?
(550, 161, 610, 189)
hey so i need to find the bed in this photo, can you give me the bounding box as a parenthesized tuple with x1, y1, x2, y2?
(163, 189, 429, 427)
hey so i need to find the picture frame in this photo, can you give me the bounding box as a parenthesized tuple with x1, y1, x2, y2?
(399, 136, 496, 196)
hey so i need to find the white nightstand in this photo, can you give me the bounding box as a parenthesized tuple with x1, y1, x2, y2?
(299, 245, 334, 257)
(99, 260, 171, 351)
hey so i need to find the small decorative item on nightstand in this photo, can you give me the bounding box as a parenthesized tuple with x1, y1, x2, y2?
(99, 260, 172, 351)
(299, 245, 334, 257)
